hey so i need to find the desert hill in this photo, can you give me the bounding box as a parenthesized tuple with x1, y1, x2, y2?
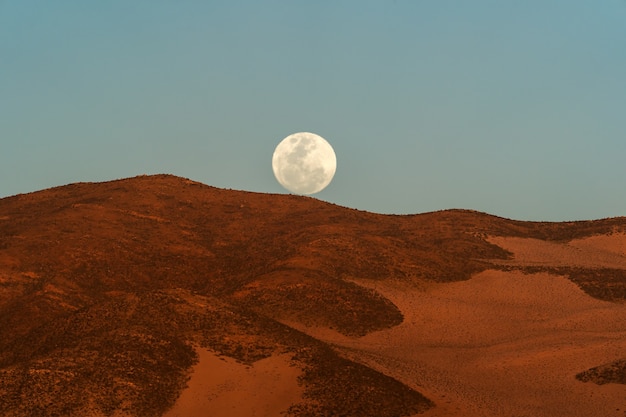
(1, 174, 625, 417)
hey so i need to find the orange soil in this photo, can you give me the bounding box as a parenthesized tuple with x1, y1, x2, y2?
(164, 349, 302, 417)
(290, 234, 626, 417)
(488, 233, 626, 268)
(3, 176, 626, 416)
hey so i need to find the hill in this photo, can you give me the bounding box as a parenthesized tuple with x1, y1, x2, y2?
(1, 174, 625, 417)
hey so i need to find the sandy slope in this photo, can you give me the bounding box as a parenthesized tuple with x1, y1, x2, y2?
(164, 233, 626, 417)
(291, 233, 626, 417)
(488, 233, 626, 268)
(164, 349, 302, 417)
(355, 272, 626, 417)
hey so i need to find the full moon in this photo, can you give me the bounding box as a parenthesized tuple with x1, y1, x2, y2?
(272, 132, 337, 195)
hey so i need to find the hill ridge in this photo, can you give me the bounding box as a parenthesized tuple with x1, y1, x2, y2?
(1, 174, 626, 416)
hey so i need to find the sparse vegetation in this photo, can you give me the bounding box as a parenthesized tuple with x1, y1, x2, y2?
(495, 265, 626, 303)
(0, 174, 625, 416)
(577, 359, 626, 385)
(289, 344, 433, 417)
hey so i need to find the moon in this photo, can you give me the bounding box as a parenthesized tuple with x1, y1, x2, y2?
(272, 132, 337, 195)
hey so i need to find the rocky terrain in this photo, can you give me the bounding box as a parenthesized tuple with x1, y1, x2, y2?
(1, 174, 625, 416)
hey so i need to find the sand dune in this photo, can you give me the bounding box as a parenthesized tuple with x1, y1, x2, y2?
(169, 232, 626, 417)
(304, 270, 626, 417)
(164, 349, 302, 417)
(290, 233, 626, 417)
(488, 233, 626, 269)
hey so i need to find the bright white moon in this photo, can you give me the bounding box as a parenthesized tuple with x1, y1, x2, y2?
(272, 132, 337, 195)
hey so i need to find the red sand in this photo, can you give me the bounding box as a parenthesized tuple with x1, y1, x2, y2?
(163, 233, 626, 417)
(288, 233, 626, 417)
(488, 233, 626, 268)
(164, 349, 302, 417)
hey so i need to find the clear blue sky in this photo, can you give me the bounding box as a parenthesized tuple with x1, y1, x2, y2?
(1, 1, 625, 221)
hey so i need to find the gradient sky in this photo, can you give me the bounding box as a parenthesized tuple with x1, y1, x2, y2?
(1, 1, 625, 221)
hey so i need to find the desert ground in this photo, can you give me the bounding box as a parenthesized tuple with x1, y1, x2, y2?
(287, 234, 626, 417)
(1, 175, 625, 416)
(164, 349, 302, 417)
(161, 233, 626, 417)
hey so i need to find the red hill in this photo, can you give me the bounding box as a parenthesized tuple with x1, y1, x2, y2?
(1, 174, 625, 417)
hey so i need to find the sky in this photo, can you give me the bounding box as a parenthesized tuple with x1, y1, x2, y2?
(1, 1, 625, 221)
